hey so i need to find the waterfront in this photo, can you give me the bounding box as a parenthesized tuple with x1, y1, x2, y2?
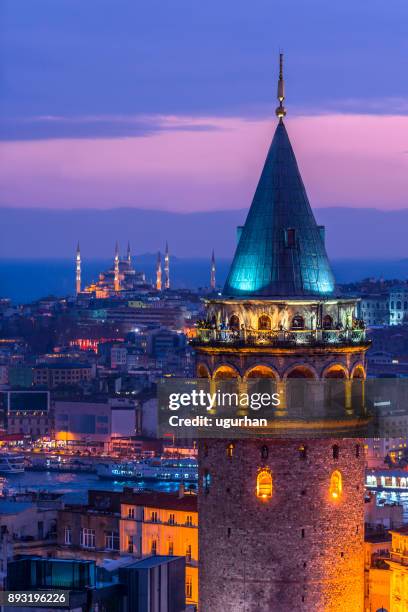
(3, 468, 406, 520)
(2, 470, 187, 504)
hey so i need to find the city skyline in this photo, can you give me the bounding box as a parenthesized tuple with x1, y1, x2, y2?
(1, 0, 408, 211)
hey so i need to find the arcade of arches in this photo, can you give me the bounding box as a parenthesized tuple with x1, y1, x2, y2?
(197, 363, 366, 381)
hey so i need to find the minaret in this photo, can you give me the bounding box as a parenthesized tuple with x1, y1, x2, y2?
(156, 252, 162, 291)
(164, 242, 170, 290)
(75, 242, 81, 295)
(196, 55, 368, 612)
(127, 241, 131, 266)
(210, 249, 216, 290)
(114, 242, 120, 292)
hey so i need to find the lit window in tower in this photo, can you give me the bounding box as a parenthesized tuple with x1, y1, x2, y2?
(256, 468, 273, 500)
(226, 443, 235, 458)
(329, 470, 343, 500)
(203, 469, 211, 494)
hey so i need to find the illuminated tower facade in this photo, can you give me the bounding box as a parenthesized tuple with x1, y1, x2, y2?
(156, 251, 162, 291)
(114, 242, 120, 292)
(210, 249, 216, 290)
(75, 242, 81, 295)
(195, 56, 369, 611)
(164, 242, 170, 289)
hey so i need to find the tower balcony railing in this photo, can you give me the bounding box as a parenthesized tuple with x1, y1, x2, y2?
(192, 326, 366, 348)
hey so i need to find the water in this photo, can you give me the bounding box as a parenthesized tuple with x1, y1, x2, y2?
(6, 471, 407, 519)
(0, 257, 231, 303)
(1, 258, 407, 304)
(3, 470, 187, 504)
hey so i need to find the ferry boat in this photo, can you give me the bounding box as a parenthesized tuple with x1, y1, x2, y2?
(0, 453, 25, 474)
(28, 455, 96, 474)
(97, 457, 198, 482)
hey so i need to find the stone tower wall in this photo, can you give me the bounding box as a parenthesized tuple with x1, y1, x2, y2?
(199, 437, 365, 612)
(197, 346, 367, 612)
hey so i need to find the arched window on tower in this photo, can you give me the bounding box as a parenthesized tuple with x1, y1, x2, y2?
(229, 315, 240, 330)
(260, 445, 269, 460)
(323, 315, 333, 329)
(258, 315, 271, 330)
(329, 470, 342, 500)
(291, 315, 305, 329)
(256, 468, 273, 500)
(226, 443, 235, 458)
(332, 444, 340, 460)
(397, 301, 402, 310)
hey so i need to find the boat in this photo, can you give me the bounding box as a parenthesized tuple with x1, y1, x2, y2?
(0, 453, 25, 474)
(97, 457, 198, 482)
(28, 455, 96, 474)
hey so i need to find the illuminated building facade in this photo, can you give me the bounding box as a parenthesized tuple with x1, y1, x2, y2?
(82, 243, 147, 297)
(195, 56, 370, 611)
(120, 492, 198, 607)
(388, 527, 408, 611)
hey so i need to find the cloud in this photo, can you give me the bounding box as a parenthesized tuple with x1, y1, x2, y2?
(0, 114, 221, 142)
(0, 114, 407, 211)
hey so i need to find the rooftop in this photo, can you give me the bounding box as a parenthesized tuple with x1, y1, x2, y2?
(223, 120, 335, 299)
(223, 56, 336, 300)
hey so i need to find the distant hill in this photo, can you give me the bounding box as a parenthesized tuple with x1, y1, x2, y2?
(0, 206, 406, 261)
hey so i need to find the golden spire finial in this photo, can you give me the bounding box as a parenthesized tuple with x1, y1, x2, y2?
(275, 52, 286, 121)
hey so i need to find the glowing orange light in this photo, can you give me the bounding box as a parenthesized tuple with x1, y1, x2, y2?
(256, 468, 273, 500)
(329, 470, 342, 501)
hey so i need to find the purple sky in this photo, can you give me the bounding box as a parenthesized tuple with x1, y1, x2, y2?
(1, 0, 408, 211)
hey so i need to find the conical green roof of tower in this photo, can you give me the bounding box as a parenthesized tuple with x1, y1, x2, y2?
(223, 120, 336, 298)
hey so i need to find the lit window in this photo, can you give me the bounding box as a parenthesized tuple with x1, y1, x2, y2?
(151, 540, 157, 555)
(105, 531, 119, 551)
(203, 469, 211, 494)
(256, 468, 273, 500)
(226, 443, 234, 458)
(291, 315, 305, 329)
(168, 541, 174, 555)
(186, 575, 193, 599)
(64, 526, 72, 545)
(80, 528, 95, 549)
(299, 444, 307, 459)
(258, 315, 271, 330)
(186, 544, 192, 563)
(330, 470, 343, 500)
(229, 315, 240, 330)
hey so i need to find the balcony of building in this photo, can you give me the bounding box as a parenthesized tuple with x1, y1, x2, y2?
(192, 325, 367, 349)
(390, 551, 408, 565)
